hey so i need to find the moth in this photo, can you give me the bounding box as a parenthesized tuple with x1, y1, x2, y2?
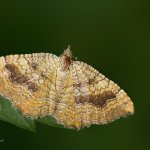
(0, 46, 134, 129)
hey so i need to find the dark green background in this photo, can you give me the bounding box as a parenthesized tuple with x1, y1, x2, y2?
(0, 0, 150, 150)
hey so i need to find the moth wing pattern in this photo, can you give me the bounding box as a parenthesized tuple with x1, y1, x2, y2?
(0, 53, 59, 117)
(0, 48, 134, 129)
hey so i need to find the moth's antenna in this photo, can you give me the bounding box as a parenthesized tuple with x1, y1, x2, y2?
(73, 55, 78, 60)
(68, 45, 78, 60)
(67, 45, 71, 50)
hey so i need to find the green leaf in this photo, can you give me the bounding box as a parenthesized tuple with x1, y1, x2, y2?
(37, 116, 64, 129)
(0, 95, 36, 132)
(0, 95, 64, 131)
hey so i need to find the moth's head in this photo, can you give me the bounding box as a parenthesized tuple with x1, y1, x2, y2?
(59, 45, 73, 71)
(63, 45, 72, 58)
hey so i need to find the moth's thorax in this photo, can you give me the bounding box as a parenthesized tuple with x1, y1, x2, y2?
(60, 46, 73, 71)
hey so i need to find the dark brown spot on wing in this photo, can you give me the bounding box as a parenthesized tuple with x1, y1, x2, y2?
(5, 64, 29, 84)
(41, 72, 48, 79)
(31, 62, 38, 70)
(92, 91, 116, 107)
(5, 64, 39, 92)
(73, 82, 82, 88)
(5, 64, 17, 73)
(28, 82, 39, 92)
(88, 78, 95, 84)
(75, 91, 116, 108)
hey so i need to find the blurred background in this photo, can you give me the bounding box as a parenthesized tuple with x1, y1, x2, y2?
(0, 0, 150, 150)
